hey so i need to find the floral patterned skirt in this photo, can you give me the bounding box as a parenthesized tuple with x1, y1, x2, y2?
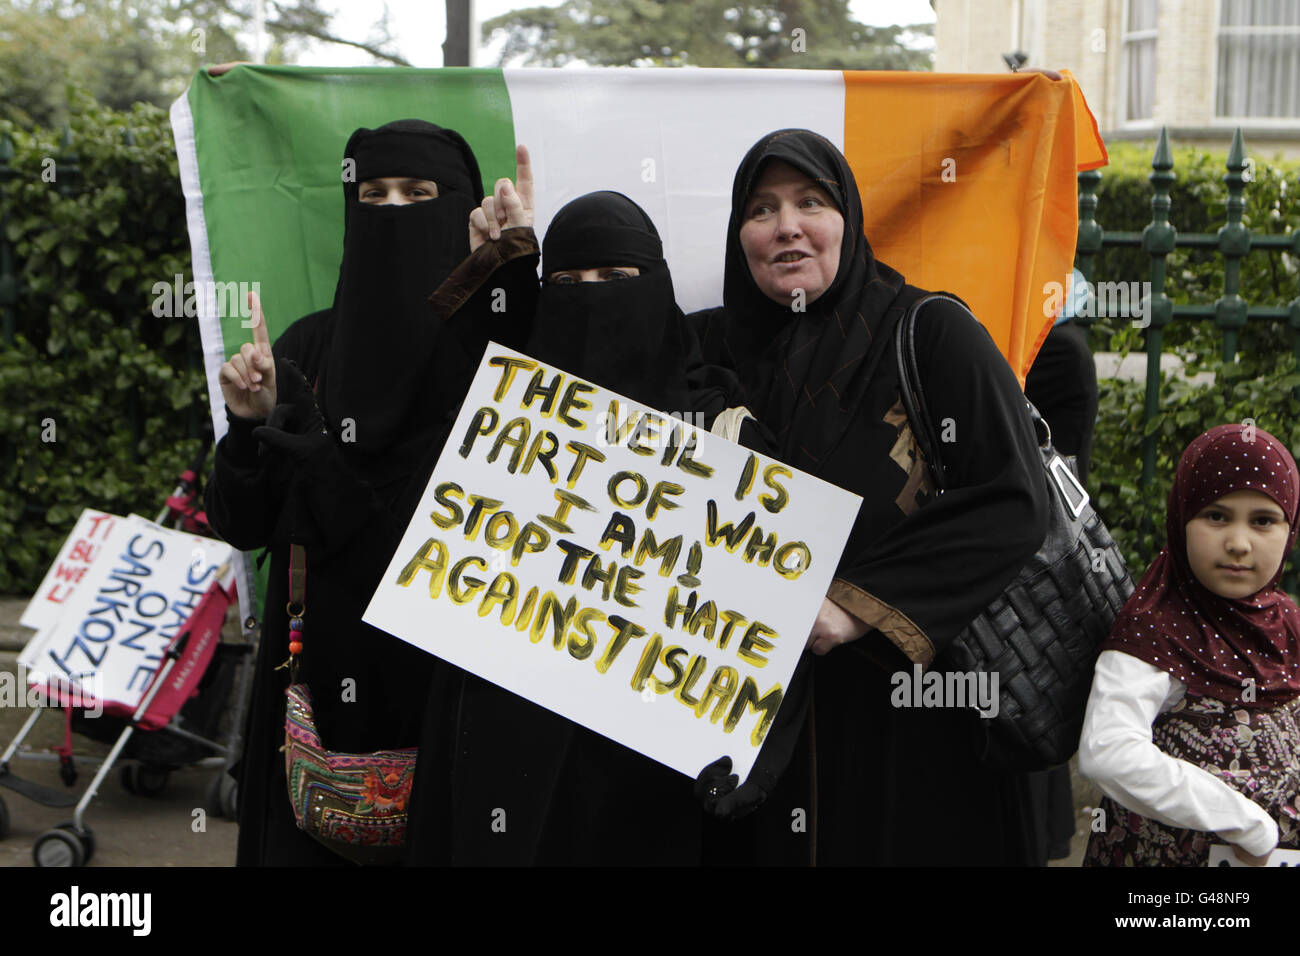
(1083, 695, 1300, 867)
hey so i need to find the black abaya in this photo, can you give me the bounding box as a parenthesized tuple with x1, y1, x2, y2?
(207, 314, 450, 865)
(205, 120, 496, 866)
(691, 129, 1050, 865)
(404, 193, 756, 865)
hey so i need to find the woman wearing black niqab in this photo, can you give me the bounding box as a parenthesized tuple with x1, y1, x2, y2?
(529, 190, 743, 425)
(205, 119, 501, 866)
(405, 189, 773, 865)
(693, 129, 1051, 865)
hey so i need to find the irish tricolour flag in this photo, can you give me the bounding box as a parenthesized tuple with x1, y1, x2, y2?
(172, 65, 1106, 439)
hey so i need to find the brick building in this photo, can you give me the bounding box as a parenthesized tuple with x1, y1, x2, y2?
(932, 0, 1300, 157)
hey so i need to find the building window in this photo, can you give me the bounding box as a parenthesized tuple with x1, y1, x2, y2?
(1124, 0, 1158, 121)
(1217, 0, 1300, 118)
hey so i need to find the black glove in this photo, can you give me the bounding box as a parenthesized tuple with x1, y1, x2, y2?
(250, 358, 371, 552)
(694, 654, 812, 822)
(251, 358, 331, 463)
(694, 755, 773, 821)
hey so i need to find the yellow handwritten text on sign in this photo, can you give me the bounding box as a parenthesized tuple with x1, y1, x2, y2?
(363, 345, 861, 780)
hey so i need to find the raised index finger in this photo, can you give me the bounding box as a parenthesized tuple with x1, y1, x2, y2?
(515, 144, 534, 212)
(248, 290, 270, 350)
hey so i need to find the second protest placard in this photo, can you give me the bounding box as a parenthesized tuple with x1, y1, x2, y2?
(364, 344, 861, 780)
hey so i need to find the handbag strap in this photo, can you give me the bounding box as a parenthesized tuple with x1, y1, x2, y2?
(289, 543, 306, 610)
(895, 296, 1089, 525)
(893, 292, 972, 494)
(287, 543, 306, 682)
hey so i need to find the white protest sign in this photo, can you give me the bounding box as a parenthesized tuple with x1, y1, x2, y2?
(364, 344, 861, 780)
(20, 509, 119, 631)
(1208, 845, 1300, 867)
(19, 514, 235, 710)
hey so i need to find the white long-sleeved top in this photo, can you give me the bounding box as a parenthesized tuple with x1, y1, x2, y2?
(1077, 649, 1279, 857)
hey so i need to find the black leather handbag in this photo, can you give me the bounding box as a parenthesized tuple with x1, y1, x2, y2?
(894, 293, 1134, 770)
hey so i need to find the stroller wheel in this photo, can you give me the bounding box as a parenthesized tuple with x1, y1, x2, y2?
(135, 766, 170, 797)
(206, 772, 238, 819)
(0, 794, 9, 841)
(205, 773, 224, 817)
(120, 763, 169, 797)
(220, 776, 238, 820)
(33, 828, 85, 867)
(55, 822, 95, 864)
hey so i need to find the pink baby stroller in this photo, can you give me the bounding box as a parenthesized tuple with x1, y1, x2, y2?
(0, 442, 256, 866)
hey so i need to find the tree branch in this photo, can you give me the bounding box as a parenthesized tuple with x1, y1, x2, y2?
(261, 19, 413, 66)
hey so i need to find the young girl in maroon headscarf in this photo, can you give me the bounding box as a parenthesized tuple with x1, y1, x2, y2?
(1080, 423, 1300, 866)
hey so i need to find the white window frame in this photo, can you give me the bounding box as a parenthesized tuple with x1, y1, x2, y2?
(1120, 0, 1159, 128)
(1211, 0, 1300, 128)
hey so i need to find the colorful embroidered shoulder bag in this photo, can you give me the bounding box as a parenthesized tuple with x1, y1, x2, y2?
(282, 543, 417, 865)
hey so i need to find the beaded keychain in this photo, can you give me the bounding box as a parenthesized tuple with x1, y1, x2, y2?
(278, 543, 307, 682)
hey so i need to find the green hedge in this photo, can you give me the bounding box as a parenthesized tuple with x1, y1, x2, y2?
(1089, 142, 1299, 346)
(1084, 142, 1300, 591)
(0, 92, 205, 594)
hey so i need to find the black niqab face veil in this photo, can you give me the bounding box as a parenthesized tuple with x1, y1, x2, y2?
(719, 129, 915, 468)
(317, 119, 483, 464)
(527, 191, 733, 422)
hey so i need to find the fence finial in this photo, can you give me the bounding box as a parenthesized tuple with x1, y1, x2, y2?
(1216, 129, 1251, 361)
(1138, 127, 1177, 488)
(1076, 168, 1103, 295)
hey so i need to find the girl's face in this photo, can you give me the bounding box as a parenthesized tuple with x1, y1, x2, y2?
(1185, 489, 1290, 599)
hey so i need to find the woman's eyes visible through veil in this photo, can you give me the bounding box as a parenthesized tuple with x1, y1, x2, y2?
(546, 266, 641, 284)
(357, 177, 440, 204)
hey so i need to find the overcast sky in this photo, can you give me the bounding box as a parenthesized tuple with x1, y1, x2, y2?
(289, 0, 937, 68)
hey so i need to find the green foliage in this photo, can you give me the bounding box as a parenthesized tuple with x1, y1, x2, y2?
(0, 1, 390, 130)
(482, 0, 933, 69)
(1092, 350, 1300, 590)
(0, 94, 205, 594)
(1086, 142, 1300, 356)
(1085, 142, 1300, 595)
(0, 1, 213, 126)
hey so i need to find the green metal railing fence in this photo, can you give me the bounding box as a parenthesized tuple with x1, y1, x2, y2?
(1073, 127, 1300, 488)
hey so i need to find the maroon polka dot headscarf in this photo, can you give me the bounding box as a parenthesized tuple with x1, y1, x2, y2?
(1104, 423, 1300, 706)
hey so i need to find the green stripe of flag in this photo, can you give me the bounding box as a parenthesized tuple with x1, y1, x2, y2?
(186, 66, 517, 351)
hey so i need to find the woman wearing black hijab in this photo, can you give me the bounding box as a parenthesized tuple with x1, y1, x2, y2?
(692, 129, 1051, 865)
(205, 119, 508, 866)
(406, 189, 770, 864)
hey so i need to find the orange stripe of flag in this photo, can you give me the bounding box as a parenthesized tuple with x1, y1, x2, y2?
(841, 70, 1106, 383)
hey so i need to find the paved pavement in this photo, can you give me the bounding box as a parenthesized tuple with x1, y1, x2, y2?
(0, 597, 35, 654)
(0, 597, 240, 867)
